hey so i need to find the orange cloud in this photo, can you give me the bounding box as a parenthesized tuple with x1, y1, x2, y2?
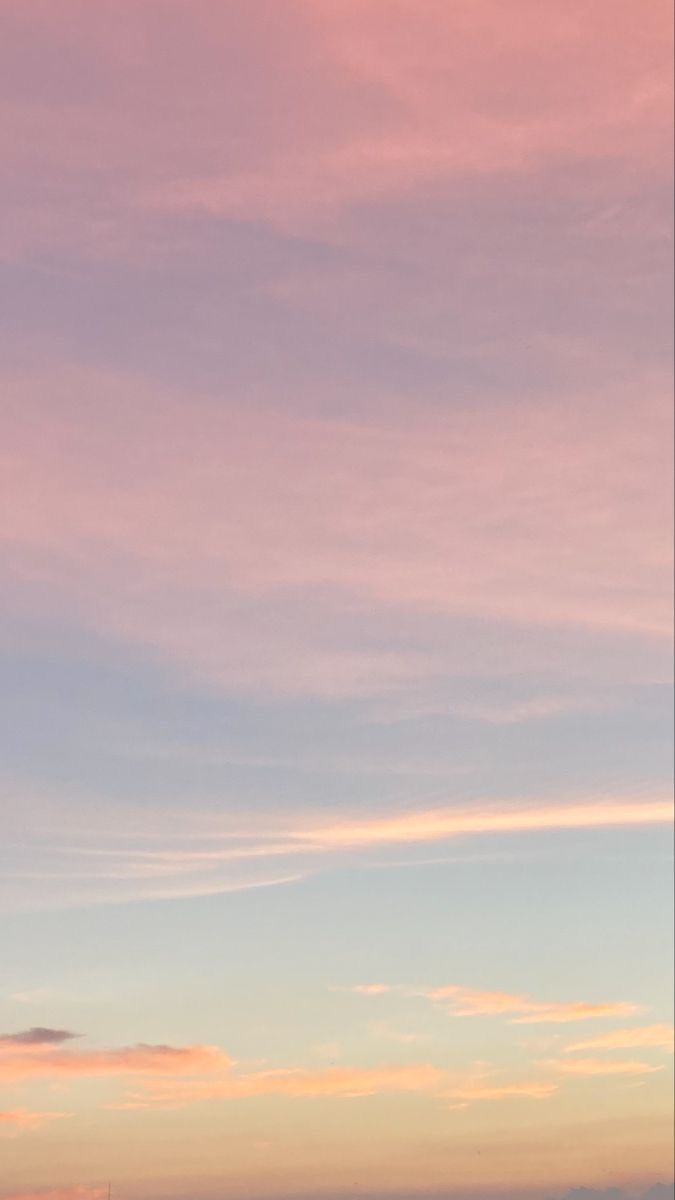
(350, 984, 393, 996)
(126, 1060, 557, 1112)
(133, 1063, 445, 1104)
(0, 1108, 69, 1134)
(564, 1025, 675, 1054)
(544, 1057, 664, 1077)
(350, 981, 639, 1024)
(0, 1042, 229, 1083)
(424, 985, 639, 1025)
(447, 1079, 558, 1103)
(302, 800, 673, 851)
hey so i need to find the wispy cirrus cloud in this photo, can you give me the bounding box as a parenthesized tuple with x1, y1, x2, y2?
(564, 1025, 675, 1054)
(543, 1057, 665, 1077)
(3, 370, 671, 703)
(1, 0, 670, 252)
(117, 1061, 556, 1112)
(139, 0, 672, 230)
(298, 800, 673, 852)
(348, 981, 639, 1024)
(422, 985, 639, 1025)
(3, 791, 670, 910)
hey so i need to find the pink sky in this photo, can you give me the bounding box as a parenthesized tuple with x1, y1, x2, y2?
(0, 3, 672, 1198)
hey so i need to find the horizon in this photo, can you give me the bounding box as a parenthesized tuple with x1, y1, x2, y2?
(2, 1183, 674, 1200)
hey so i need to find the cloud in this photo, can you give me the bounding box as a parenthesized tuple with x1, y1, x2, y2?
(2, 370, 671, 705)
(4, 791, 670, 911)
(447, 1078, 558, 1103)
(421, 985, 639, 1025)
(122, 1061, 556, 1112)
(0, 1028, 80, 1047)
(1, 0, 670, 254)
(4, 790, 670, 911)
(351, 984, 392, 996)
(348, 982, 639, 1025)
(0, 1109, 70, 1135)
(543, 1057, 664, 1077)
(298, 800, 673, 851)
(124, 1063, 446, 1105)
(0, 1040, 229, 1083)
(564, 1025, 675, 1054)
(137, 0, 672, 229)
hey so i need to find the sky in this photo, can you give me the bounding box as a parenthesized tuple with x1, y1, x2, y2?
(0, 2, 673, 1198)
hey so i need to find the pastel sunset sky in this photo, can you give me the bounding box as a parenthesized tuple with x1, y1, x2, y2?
(0, 3, 673, 1199)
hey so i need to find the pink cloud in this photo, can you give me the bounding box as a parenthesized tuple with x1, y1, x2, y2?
(2, 370, 671, 698)
(300, 800, 672, 851)
(3, 789, 669, 911)
(0, 3, 671, 260)
(150, 3, 671, 231)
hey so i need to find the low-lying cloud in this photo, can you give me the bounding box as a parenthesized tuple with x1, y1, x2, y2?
(0, 1039, 229, 1083)
(118, 1061, 557, 1111)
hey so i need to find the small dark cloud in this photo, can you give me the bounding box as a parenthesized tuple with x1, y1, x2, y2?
(0, 1026, 80, 1046)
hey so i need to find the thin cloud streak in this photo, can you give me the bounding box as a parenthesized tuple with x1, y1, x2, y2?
(298, 800, 674, 851)
(0, 1041, 229, 1083)
(5, 795, 670, 911)
(347, 982, 639, 1024)
(122, 1062, 557, 1111)
(564, 1025, 675, 1054)
(3, 372, 671, 702)
(0, 1109, 70, 1135)
(543, 1057, 665, 1077)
